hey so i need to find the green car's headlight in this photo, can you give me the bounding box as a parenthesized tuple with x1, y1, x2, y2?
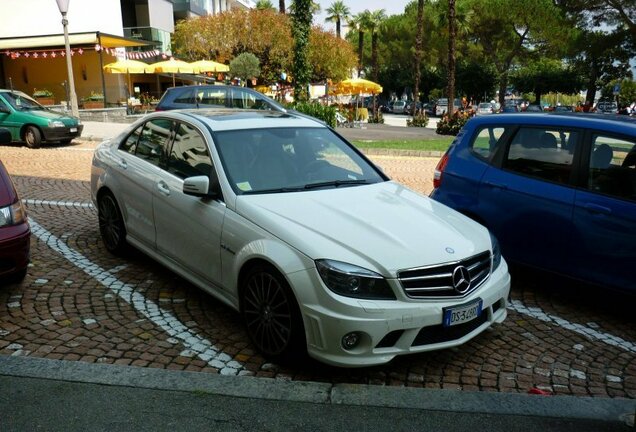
(490, 233, 502, 270)
(49, 120, 65, 128)
(315, 259, 396, 300)
(0, 200, 27, 228)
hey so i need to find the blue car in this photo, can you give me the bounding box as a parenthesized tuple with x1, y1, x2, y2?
(431, 113, 636, 293)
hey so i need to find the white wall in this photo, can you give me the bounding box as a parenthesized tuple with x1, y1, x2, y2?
(148, 0, 174, 32)
(0, 0, 125, 38)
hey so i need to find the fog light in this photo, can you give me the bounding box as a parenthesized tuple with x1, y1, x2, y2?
(341, 332, 361, 350)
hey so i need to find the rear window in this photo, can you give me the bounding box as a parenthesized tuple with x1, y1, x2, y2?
(471, 126, 509, 160)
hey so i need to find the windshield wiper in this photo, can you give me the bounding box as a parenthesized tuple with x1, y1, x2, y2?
(243, 186, 305, 195)
(303, 179, 370, 190)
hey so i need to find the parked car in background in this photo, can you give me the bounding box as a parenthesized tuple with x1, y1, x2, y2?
(553, 105, 574, 113)
(431, 113, 636, 294)
(524, 104, 543, 112)
(380, 101, 395, 113)
(91, 109, 510, 367)
(435, 98, 462, 116)
(476, 103, 496, 115)
(391, 100, 407, 114)
(404, 100, 422, 114)
(0, 89, 83, 148)
(155, 85, 286, 112)
(596, 100, 618, 114)
(501, 105, 520, 113)
(0, 128, 30, 283)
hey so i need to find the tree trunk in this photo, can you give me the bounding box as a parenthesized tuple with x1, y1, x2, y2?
(357, 30, 364, 76)
(498, 73, 507, 108)
(413, 0, 424, 117)
(279, 0, 285, 13)
(372, 32, 379, 82)
(447, 0, 456, 117)
(291, 0, 312, 102)
(585, 61, 598, 106)
(336, 18, 341, 39)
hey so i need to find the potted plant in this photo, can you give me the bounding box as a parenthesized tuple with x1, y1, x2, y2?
(82, 91, 105, 109)
(33, 88, 55, 105)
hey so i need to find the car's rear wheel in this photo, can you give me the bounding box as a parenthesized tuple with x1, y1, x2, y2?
(241, 264, 305, 361)
(24, 126, 42, 149)
(97, 191, 127, 255)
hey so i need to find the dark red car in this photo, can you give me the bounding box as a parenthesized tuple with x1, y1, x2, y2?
(0, 128, 30, 283)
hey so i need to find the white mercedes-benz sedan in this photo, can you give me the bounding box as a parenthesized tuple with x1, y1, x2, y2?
(90, 109, 510, 367)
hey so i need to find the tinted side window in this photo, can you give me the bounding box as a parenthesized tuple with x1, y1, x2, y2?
(197, 88, 228, 108)
(136, 119, 173, 166)
(230, 88, 267, 109)
(504, 127, 579, 185)
(167, 123, 212, 179)
(173, 88, 196, 104)
(471, 126, 507, 160)
(587, 134, 636, 202)
(119, 124, 143, 154)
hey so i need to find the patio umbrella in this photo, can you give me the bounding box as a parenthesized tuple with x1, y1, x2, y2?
(103, 59, 148, 97)
(190, 60, 230, 74)
(145, 58, 195, 86)
(330, 78, 383, 96)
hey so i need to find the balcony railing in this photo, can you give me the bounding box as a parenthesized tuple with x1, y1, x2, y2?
(171, 0, 207, 16)
(123, 27, 171, 53)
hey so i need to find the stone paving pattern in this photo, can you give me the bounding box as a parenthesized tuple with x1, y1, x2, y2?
(0, 141, 634, 398)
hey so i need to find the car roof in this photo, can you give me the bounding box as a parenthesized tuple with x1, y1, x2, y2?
(146, 109, 324, 132)
(468, 112, 636, 135)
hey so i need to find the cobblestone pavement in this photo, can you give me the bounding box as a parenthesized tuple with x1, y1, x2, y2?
(0, 141, 635, 399)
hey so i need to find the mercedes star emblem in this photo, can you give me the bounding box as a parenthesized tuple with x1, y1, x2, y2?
(452, 266, 471, 294)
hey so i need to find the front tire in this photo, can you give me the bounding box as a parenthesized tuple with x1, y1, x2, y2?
(241, 264, 305, 362)
(24, 126, 42, 149)
(97, 192, 127, 255)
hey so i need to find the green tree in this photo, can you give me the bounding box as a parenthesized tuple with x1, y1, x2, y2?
(256, 0, 275, 10)
(348, 11, 371, 76)
(325, 1, 351, 39)
(230, 52, 261, 85)
(510, 59, 582, 104)
(602, 78, 636, 105)
(367, 9, 387, 83)
(279, 0, 285, 13)
(455, 61, 497, 102)
(556, 0, 636, 40)
(291, 0, 313, 101)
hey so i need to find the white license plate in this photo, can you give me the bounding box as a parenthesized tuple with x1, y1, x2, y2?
(70, 128, 77, 133)
(443, 299, 482, 327)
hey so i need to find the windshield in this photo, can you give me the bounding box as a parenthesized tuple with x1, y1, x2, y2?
(2, 91, 45, 110)
(214, 127, 386, 195)
(479, 103, 491, 109)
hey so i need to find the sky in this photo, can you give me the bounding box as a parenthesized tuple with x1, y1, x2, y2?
(314, 0, 410, 33)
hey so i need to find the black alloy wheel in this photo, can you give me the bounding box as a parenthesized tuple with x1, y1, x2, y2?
(98, 192, 127, 254)
(241, 265, 304, 360)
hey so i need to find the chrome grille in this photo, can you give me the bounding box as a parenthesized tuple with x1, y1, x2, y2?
(398, 251, 491, 298)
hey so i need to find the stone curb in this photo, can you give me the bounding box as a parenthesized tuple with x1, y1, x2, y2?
(1, 355, 633, 424)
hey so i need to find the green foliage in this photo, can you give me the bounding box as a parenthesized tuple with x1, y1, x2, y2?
(510, 58, 583, 103)
(230, 52, 261, 82)
(32, 88, 53, 98)
(368, 110, 384, 124)
(602, 78, 636, 105)
(255, 0, 275, 10)
(291, 101, 337, 128)
(436, 111, 470, 136)
(407, 112, 429, 127)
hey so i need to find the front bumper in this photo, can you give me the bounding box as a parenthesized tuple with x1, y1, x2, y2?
(0, 222, 31, 279)
(288, 259, 511, 367)
(42, 124, 84, 142)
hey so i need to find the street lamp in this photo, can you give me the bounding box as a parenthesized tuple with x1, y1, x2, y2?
(56, 0, 79, 118)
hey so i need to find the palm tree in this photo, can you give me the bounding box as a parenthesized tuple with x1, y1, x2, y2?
(367, 9, 387, 83)
(347, 13, 368, 76)
(256, 0, 275, 10)
(279, 0, 285, 13)
(413, 0, 425, 116)
(447, 0, 457, 116)
(325, 1, 351, 39)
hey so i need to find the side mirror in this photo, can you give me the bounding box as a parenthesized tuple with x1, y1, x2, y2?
(183, 175, 220, 199)
(0, 127, 11, 145)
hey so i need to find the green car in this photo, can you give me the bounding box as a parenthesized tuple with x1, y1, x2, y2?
(0, 89, 83, 148)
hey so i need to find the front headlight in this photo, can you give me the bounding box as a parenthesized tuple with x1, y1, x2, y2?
(315, 259, 396, 300)
(49, 120, 65, 128)
(490, 233, 502, 270)
(0, 200, 27, 228)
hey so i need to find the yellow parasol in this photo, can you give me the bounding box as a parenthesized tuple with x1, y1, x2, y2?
(103, 59, 148, 97)
(190, 60, 230, 74)
(329, 78, 383, 96)
(145, 58, 195, 86)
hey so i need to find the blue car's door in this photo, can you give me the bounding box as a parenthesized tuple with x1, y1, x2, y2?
(572, 133, 636, 291)
(478, 126, 581, 273)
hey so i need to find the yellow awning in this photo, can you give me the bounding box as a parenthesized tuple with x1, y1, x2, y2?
(0, 32, 152, 50)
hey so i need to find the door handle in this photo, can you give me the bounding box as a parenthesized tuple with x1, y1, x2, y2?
(117, 159, 127, 169)
(157, 181, 170, 196)
(583, 203, 611, 215)
(483, 180, 508, 190)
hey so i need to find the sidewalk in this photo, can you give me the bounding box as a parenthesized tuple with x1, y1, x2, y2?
(1, 355, 633, 431)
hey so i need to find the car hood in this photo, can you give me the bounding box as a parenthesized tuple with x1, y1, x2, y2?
(235, 181, 490, 276)
(20, 109, 78, 125)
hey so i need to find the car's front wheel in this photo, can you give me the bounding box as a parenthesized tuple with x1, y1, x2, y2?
(24, 126, 42, 149)
(97, 191, 127, 255)
(241, 264, 305, 362)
